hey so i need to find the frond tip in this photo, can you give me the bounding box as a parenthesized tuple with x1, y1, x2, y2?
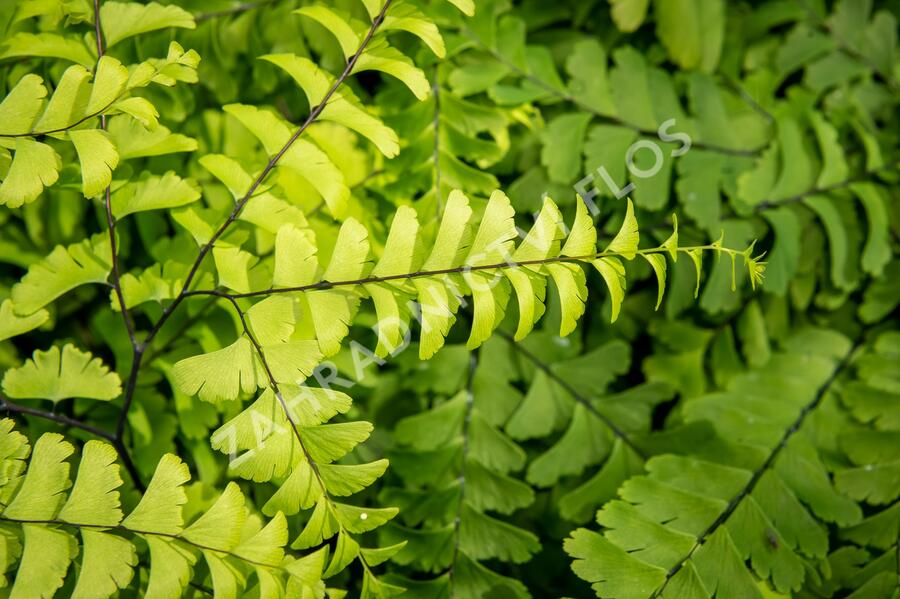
(744, 242, 767, 290)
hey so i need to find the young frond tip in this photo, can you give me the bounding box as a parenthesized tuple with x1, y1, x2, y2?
(743, 241, 767, 290)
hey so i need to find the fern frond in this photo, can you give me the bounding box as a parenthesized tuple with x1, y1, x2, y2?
(0, 419, 318, 598)
(499, 334, 672, 523)
(0, 43, 199, 205)
(186, 192, 761, 361)
(166, 287, 404, 591)
(565, 329, 866, 597)
(206, 379, 403, 587)
(380, 349, 537, 597)
(821, 330, 900, 597)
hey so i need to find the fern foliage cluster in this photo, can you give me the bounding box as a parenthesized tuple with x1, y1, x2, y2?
(0, 0, 897, 597)
(0, 419, 317, 598)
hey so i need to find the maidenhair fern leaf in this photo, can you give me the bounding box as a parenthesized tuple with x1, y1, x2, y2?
(382, 4, 446, 57)
(12, 525, 77, 599)
(1, 344, 122, 403)
(851, 183, 891, 277)
(0, 138, 61, 208)
(99, 1, 195, 48)
(3, 433, 73, 520)
(143, 537, 197, 599)
(262, 53, 401, 157)
(593, 257, 627, 322)
(181, 482, 246, 551)
(0, 74, 47, 135)
(507, 198, 564, 339)
(30, 65, 91, 132)
(68, 129, 119, 198)
(72, 530, 137, 599)
(643, 253, 668, 309)
(295, 6, 361, 59)
(366, 206, 423, 356)
(86, 56, 129, 115)
(445, 0, 475, 16)
(108, 118, 197, 160)
(355, 43, 432, 101)
(653, 0, 725, 73)
(605, 199, 640, 259)
(10, 233, 112, 315)
(609, 0, 651, 32)
(121, 453, 190, 534)
(172, 337, 320, 403)
(0, 300, 48, 343)
(211, 246, 257, 294)
(259, 54, 330, 108)
(110, 171, 201, 218)
(224, 103, 351, 218)
(319, 460, 390, 497)
(234, 512, 289, 565)
(324, 530, 360, 577)
(0, 32, 93, 66)
(58, 441, 123, 526)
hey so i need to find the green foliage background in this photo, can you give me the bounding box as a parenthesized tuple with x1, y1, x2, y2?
(0, 0, 897, 597)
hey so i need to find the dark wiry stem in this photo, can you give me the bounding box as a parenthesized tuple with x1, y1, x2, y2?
(446, 352, 477, 597)
(215, 294, 380, 576)
(114, 0, 397, 462)
(0, 394, 143, 489)
(92, 0, 105, 56)
(183, 244, 745, 301)
(0, 395, 113, 441)
(0, 514, 281, 569)
(91, 0, 144, 492)
(110, 439, 143, 495)
(92, 2, 134, 343)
